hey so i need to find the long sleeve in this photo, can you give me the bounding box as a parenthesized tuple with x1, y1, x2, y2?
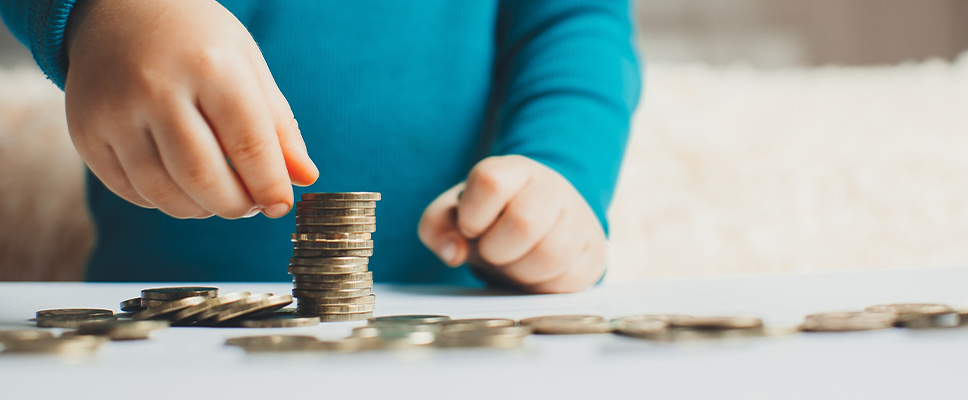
(0, 0, 78, 89)
(490, 0, 641, 233)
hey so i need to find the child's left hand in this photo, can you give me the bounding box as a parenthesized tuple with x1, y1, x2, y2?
(419, 155, 606, 293)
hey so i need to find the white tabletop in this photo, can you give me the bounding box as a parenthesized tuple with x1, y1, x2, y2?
(1, 266, 966, 400)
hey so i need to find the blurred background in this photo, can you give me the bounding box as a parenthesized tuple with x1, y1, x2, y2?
(1, 0, 967, 281)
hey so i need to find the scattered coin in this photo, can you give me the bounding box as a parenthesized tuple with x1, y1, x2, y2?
(237, 312, 321, 328)
(35, 308, 117, 328)
(226, 335, 321, 352)
(0, 329, 55, 343)
(865, 303, 956, 327)
(519, 315, 612, 334)
(435, 326, 533, 349)
(2, 334, 105, 355)
(440, 318, 517, 332)
(369, 315, 451, 325)
(171, 291, 252, 324)
(667, 315, 764, 330)
(211, 294, 293, 323)
(77, 320, 169, 340)
(120, 298, 145, 312)
(133, 297, 207, 320)
(141, 287, 218, 301)
(612, 316, 671, 340)
(802, 311, 897, 332)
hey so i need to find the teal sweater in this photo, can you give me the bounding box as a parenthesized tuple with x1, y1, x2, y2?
(1, 0, 641, 285)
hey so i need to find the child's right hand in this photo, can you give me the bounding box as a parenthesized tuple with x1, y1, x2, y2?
(63, 0, 318, 219)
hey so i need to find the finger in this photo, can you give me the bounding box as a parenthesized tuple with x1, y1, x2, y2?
(74, 142, 155, 209)
(199, 68, 293, 218)
(418, 183, 470, 267)
(457, 156, 532, 238)
(113, 128, 211, 219)
(493, 215, 578, 286)
(524, 239, 606, 294)
(476, 180, 563, 266)
(150, 99, 258, 219)
(251, 54, 318, 186)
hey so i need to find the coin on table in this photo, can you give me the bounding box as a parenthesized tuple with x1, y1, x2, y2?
(226, 335, 321, 352)
(212, 294, 293, 323)
(292, 232, 372, 241)
(36, 308, 114, 319)
(435, 326, 533, 349)
(301, 192, 382, 201)
(610, 314, 676, 330)
(133, 296, 208, 320)
(141, 287, 218, 301)
(519, 315, 612, 334)
(289, 256, 370, 266)
(667, 315, 764, 330)
(612, 317, 671, 340)
(296, 294, 376, 305)
(292, 249, 374, 257)
(296, 303, 376, 314)
(439, 318, 517, 333)
(140, 299, 172, 308)
(292, 240, 374, 250)
(373, 326, 436, 349)
(120, 298, 145, 312)
(802, 311, 897, 332)
(369, 315, 451, 326)
(0, 329, 55, 343)
(77, 320, 169, 340)
(293, 280, 373, 290)
(2, 334, 106, 355)
(297, 200, 377, 209)
(237, 312, 321, 328)
(295, 208, 376, 217)
(292, 288, 372, 299)
(171, 291, 252, 324)
(293, 272, 373, 283)
(865, 303, 956, 327)
(196, 293, 272, 323)
(288, 265, 370, 275)
(316, 312, 374, 322)
(295, 224, 377, 234)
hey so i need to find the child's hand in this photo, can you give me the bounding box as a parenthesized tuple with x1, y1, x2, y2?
(63, 0, 318, 219)
(419, 155, 606, 293)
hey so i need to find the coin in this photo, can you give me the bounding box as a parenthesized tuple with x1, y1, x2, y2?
(292, 249, 374, 257)
(237, 313, 321, 328)
(295, 294, 376, 305)
(212, 294, 293, 323)
(865, 303, 955, 324)
(293, 272, 373, 283)
(36, 316, 117, 329)
(197, 293, 272, 323)
(435, 326, 532, 349)
(292, 240, 374, 250)
(120, 298, 145, 312)
(301, 192, 382, 201)
(2, 335, 105, 355)
(291, 233, 372, 241)
(297, 200, 377, 209)
(317, 312, 373, 322)
(171, 291, 252, 324)
(133, 296, 208, 320)
(293, 280, 373, 290)
(612, 318, 670, 340)
(295, 216, 377, 225)
(519, 315, 612, 334)
(296, 303, 376, 314)
(141, 299, 171, 308)
(440, 318, 517, 333)
(295, 224, 377, 234)
(294, 208, 376, 217)
(226, 335, 321, 352)
(77, 320, 169, 340)
(0, 329, 55, 343)
(667, 315, 764, 330)
(292, 288, 372, 298)
(289, 256, 369, 266)
(288, 264, 369, 275)
(36, 308, 114, 319)
(802, 311, 897, 332)
(141, 287, 218, 301)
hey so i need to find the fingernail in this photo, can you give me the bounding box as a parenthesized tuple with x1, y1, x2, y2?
(440, 239, 458, 267)
(263, 203, 291, 218)
(243, 208, 260, 218)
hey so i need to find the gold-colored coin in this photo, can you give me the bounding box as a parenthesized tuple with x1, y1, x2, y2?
(297, 200, 377, 209)
(196, 293, 271, 323)
(439, 318, 517, 332)
(289, 256, 369, 266)
(301, 192, 382, 201)
(667, 315, 764, 330)
(292, 288, 372, 299)
(171, 291, 252, 323)
(120, 298, 145, 312)
(435, 326, 533, 349)
(293, 272, 372, 282)
(77, 320, 169, 340)
(519, 315, 612, 334)
(237, 313, 321, 328)
(295, 216, 376, 225)
(291, 232, 372, 241)
(288, 264, 369, 275)
(140, 299, 170, 308)
(295, 208, 375, 217)
(865, 303, 955, 324)
(293, 280, 373, 290)
(133, 297, 207, 320)
(296, 303, 376, 314)
(0, 329, 55, 343)
(225, 335, 321, 352)
(2, 335, 105, 355)
(292, 248, 374, 257)
(802, 311, 897, 332)
(212, 294, 293, 323)
(296, 294, 376, 305)
(292, 240, 374, 250)
(317, 312, 373, 322)
(36, 308, 114, 319)
(369, 315, 450, 325)
(612, 318, 670, 340)
(295, 224, 376, 234)
(141, 287, 218, 301)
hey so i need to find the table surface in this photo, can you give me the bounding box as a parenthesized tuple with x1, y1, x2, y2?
(1, 266, 966, 399)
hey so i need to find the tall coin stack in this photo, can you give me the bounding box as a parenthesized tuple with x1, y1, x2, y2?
(291, 192, 380, 322)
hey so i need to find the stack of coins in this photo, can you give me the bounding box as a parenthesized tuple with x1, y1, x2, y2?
(291, 192, 380, 321)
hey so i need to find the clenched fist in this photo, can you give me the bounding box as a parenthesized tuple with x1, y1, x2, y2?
(419, 155, 607, 293)
(64, 0, 318, 219)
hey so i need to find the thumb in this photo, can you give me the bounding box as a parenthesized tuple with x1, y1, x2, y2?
(418, 183, 469, 267)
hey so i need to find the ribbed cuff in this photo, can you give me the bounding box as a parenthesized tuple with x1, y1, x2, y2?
(26, 0, 76, 89)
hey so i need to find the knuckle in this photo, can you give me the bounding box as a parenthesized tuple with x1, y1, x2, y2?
(246, 175, 291, 204)
(179, 163, 215, 188)
(193, 48, 236, 77)
(468, 160, 506, 196)
(228, 133, 270, 163)
(506, 210, 542, 240)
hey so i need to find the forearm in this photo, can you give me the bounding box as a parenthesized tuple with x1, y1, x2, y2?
(0, 0, 79, 88)
(491, 0, 642, 232)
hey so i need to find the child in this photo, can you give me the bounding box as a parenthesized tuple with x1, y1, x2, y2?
(0, 0, 640, 293)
